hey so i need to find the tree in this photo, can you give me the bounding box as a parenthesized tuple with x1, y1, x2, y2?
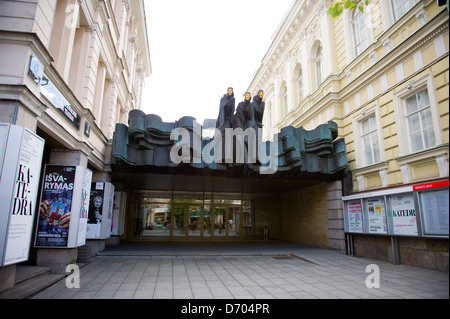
(328, 0, 370, 19)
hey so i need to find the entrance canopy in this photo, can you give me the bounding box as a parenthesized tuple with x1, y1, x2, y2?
(111, 172, 324, 197)
(110, 110, 348, 189)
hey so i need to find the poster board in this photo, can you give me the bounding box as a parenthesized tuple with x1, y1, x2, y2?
(343, 181, 448, 238)
(419, 188, 449, 236)
(0, 124, 45, 266)
(34, 165, 92, 248)
(86, 182, 115, 239)
(111, 191, 127, 236)
(390, 193, 418, 236)
(344, 200, 363, 233)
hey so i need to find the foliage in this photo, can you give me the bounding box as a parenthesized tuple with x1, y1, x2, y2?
(328, 0, 371, 19)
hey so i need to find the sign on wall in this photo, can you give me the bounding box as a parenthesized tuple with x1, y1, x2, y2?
(343, 181, 449, 238)
(28, 55, 80, 129)
(0, 124, 45, 266)
(34, 165, 92, 248)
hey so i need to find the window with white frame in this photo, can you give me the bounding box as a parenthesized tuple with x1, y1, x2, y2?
(298, 67, 303, 104)
(392, 0, 415, 21)
(315, 45, 323, 88)
(352, 9, 369, 56)
(282, 85, 288, 116)
(361, 116, 380, 166)
(405, 88, 436, 153)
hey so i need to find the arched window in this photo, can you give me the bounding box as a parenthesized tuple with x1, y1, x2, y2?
(298, 67, 303, 104)
(283, 85, 288, 116)
(315, 45, 323, 88)
(352, 8, 369, 56)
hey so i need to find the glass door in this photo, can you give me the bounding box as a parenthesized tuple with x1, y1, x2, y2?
(228, 206, 241, 239)
(213, 206, 227, 240)
(188, 205, 202, 239)
(172, 205, 202, 240)
(173, 206, 187, 239)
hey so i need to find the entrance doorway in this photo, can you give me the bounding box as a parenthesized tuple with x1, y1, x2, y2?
(134, 191, 255, 241)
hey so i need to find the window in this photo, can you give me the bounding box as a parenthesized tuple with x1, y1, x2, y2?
(298, 67, 303, 103)
(405, 89, 435, 152)
(361, 116, 380, 165)
(315, 45, 323, 88)
(352, 9, 369, 56)
(282, 84, 288, 117)
(392, 0, 415, 21)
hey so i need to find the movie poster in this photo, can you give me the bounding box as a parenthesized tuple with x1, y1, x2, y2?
(35, 166, 76, 247)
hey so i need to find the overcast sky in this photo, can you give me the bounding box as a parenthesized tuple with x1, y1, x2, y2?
(141, 0, 294, 125)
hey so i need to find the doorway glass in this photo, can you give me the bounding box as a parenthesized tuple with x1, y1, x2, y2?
(134, 192, 255, 241)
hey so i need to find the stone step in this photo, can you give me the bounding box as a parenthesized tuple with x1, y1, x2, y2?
(0, 265, 65, 299)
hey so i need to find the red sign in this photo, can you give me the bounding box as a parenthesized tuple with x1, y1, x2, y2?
(413, 180, 449, 191)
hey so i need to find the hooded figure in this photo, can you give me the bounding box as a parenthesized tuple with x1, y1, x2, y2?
(234, 92, 252, 130)
(252, 90, 265, 129)
(216, 87, 235, 132)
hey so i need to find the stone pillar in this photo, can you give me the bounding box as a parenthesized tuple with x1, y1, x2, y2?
(326, 180, 346, 254)
(35, 149, 88, 274)
(0, 265, 16, 292)
(84, 171, 112, 257)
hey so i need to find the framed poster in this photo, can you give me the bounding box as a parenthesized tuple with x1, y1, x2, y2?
(345, 200, 363, 233)
(34, 165, 92, 248)
(0, 124, 45, 266)
(419, 188, 449, 236)
(86, 182, 115, 239)
(111, 191, 126, 236)
(365, 197, 387, 234)
(390, 193, 418, 236)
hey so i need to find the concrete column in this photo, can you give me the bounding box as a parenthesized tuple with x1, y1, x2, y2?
(326, 180, 346, 254)
(35, 149, 88, 274)
(85, 171, 112, 256)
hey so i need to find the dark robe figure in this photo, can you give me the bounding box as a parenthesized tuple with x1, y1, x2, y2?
(234, 91, 252, 130)
(251, 90, 265, 130)
(216, 87, 235, 133)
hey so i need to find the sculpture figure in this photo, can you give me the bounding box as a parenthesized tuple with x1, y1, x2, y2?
(216, 87, 235, 132)
(234, 91, 252, 130)
(252, 90, 265, 130)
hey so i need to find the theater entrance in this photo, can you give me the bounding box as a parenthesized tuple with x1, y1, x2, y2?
(135, 191, 254, 241)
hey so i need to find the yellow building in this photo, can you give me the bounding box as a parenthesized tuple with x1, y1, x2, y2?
(248, 0, 449, 270)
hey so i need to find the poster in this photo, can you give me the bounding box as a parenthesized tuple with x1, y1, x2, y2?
(347, 201, 363, 233)
(35, 166, 76, 247)
(420, 189, 449, 236)
(391, 193, 418, 235)
(0, 125, 44, 266)
(86, 182, 114, 239)
(111, 191, 127, 236)
(366, 197, 387, 234)
(35, 165, 92, 248)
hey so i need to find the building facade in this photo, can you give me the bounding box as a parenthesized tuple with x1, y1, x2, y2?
(0, 0, 151, 287)
(247, 0, 449, 270)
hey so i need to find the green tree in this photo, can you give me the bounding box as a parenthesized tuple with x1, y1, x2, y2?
(328, 0, 370, 19)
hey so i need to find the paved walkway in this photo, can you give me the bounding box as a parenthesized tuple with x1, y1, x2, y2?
(31, 241, 448, 300)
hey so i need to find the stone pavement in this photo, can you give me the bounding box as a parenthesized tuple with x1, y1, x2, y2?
(31, 241, 448, 300)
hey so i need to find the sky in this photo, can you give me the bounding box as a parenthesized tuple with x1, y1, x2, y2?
(141, 0, 294, 125)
